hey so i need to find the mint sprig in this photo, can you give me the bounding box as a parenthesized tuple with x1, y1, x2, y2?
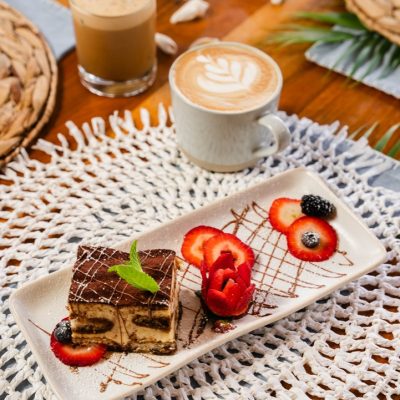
(108, 241, 160, 294)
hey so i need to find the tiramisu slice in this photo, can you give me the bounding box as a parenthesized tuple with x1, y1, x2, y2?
(68, 245, 178, 354)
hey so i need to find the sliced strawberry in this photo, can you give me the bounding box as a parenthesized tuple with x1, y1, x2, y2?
(209, 252, 235, 272)
(286, 216, 337, 262)
(50, 332, 106, 367)
(234, 285, 256, 316)
(237, 262, 252, 287)
(269, 198, 304, 234)
(209, 268, 236, 291)
(181, 225, 222, 268)
(206, 284, 255, 317)
(203, 233, 255, 269)
(206, 289, 231, 317)
(200, 262, 209, 300)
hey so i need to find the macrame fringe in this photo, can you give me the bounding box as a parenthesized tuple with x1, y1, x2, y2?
(1, 105, 395, 187)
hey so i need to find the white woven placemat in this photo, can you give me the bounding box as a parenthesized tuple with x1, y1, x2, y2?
(1, 106, 399, 400)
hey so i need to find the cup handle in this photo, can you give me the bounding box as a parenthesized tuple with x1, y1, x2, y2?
(252, 114, 291, 158)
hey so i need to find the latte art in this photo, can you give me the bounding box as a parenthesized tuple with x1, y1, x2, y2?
(196, 55, 260, 94)
(173, 45, 279, 112)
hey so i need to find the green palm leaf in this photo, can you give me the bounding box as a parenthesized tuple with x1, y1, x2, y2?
(269, 27, 355, 45)
(347, 34, 380, 77)
(387, 139, 400, 158)
(295, 11, 365, 30)
(348, 123, 400, 159)
(360, 39, 392, 80)
(267, 11, 400, 80)
(380, 45, 400, 78)
(374, 123, 400, 152)
(331, 33, 370, 71)
(348, 122, 378, 140)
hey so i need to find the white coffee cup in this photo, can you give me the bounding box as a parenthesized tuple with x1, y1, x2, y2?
(169, 41, 290, 172)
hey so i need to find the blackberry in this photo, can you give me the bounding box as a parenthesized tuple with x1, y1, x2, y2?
(301, 195, 336, 218)
(301, 231, 320, 248)
(54, 319, 72, 344)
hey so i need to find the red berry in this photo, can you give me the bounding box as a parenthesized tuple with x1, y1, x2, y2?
(269, 198, 304, 234)
(203, 232, 255, 269)
(286, 216, 337, 262)
(50, 323, 106, 367)
(181, 226, 222, 268)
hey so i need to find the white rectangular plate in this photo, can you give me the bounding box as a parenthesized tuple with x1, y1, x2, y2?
(10, 168, 386, 400)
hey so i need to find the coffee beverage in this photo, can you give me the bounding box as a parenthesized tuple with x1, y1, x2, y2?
(70, 0, 156, 97)
(169, 42, 290, 172)
(172, 44, 279, 112)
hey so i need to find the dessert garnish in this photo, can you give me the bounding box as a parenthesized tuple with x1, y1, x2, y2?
(181, 225, 255, 270)
(213, 319, 236, 333)
(192, 294, 236, 333)
(301, 231, 320, 249)
(68, 245, 178, 354)
(53, 318, 72, 344)
(181, 225, 222, 268)
(181, 226, 255, 321)
(200, 252, 255, 317)
(268, 198, 304, 233)
(268, 195, 338, 262)
(300, 194, 336, 218)
(50, 318, 106, 367)
(108, 240, 159, 293)
(287, 216, 337, 262)
(203, 232, 255, 269)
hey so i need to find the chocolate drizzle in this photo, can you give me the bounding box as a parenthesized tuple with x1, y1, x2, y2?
(140, 354, 170, 368)
(177, 201, 355, 335)
(337, 250, 354, 267)
(97, 354, 148, 393)
(181, 304, 208, 348)
(28, 319, 50, 336)
(97, 353, 171, 392)
(69, 246, 175, 309)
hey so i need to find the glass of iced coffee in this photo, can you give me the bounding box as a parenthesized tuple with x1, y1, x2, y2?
(69, 0, 156, 97)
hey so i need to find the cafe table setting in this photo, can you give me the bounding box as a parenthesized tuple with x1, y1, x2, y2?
(1, 0, 399, 399)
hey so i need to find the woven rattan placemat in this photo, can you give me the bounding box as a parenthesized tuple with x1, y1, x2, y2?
(0, 0, 57, 168)
(346, 0, 400, 45)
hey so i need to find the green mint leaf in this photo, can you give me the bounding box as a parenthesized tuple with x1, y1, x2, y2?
(108, 264, 129, 272)
(108, 264, 159, 293)
(129, 240, 143, 272)
(108, 241, 159, 293)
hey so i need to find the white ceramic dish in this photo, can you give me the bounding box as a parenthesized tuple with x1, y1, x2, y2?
(10, 167, 386, 400)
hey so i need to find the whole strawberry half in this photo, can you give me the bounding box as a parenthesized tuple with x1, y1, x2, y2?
(286, 216, 337, 262)
(50, 319, 106, 367)
(269, 198, 304, 234)
(203, 232, 255, 269)
(181, 225, 222, 268)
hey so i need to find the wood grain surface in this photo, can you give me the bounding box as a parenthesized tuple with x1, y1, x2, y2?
(32, 0, 400, 162)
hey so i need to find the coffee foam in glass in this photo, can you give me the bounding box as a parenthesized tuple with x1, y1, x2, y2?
(70, 0, 155, 30)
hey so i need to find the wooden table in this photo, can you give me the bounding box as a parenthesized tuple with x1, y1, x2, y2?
(40, 0, 400, 163)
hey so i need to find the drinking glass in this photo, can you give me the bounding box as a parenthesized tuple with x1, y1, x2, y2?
(69, 0, 157, 97)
